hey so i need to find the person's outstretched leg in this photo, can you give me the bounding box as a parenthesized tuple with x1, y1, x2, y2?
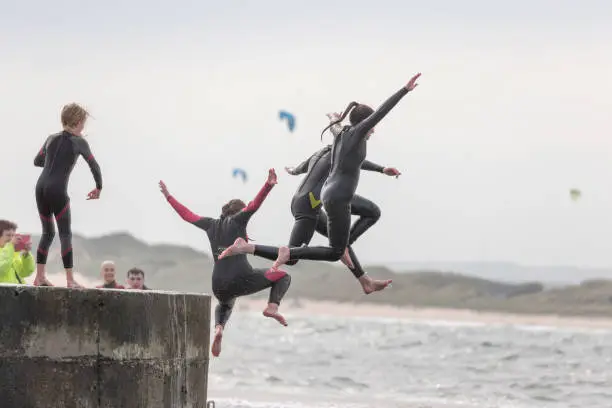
(226, 267, 292, 326)
(284, 216, 319, 265)
(219, 201, 351, 268)
(212, 298, 236, 357)
(275, 200, 352, 267)
(220, 216, 321, 265)
(34, 186, 55, 286)
(347, 196, 391, 292)
(315, 212, 361, 275)
(52, 195, 82, 288)
(347, 194, 381, 245)
(262, 269, 291, 325)
(315, 212, 391, 294)
(314, 212, 356, 272)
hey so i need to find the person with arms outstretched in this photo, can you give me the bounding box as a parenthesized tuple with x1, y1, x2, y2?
(225, 112, 398, 294)
(33, 103, 103, 288)
(220, 73, 421, 270)
(159, 169, 291, 358)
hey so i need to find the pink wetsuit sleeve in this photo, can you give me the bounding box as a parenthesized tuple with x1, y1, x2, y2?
(242, 182, 274, 214)
(167, 196, 201, 223)
(232, 181, 275, 226)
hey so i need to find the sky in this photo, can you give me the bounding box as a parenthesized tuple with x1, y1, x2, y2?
(1, 0, 611, 268)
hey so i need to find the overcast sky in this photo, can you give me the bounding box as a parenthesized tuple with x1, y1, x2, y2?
(2, 0, 611, 268)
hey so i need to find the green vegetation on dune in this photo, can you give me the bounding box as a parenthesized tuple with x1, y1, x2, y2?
(32, 232, 612, 318)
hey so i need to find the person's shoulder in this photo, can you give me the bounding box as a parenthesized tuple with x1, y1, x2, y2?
(70, 135, 91, 154)
(308, 147, 329, 164)
(227, 213, 246, 224)
(318, 145, 332, 155)
(44, 132, 62, 145)
(199, 216, 219, 228)
(340, 125, 352, 134)
(71, 134, 89, 145)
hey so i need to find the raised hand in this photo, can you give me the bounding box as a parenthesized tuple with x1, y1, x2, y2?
(326, 112, 342, 121)
(405, 73, 421, 92)
(159, 180, 170, 198)
(267, 168, 278, 185)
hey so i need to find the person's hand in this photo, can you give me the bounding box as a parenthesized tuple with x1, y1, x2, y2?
(383, 167, 402, 177)
(11, 235, 22, 247)
(326, 112, 341, 121)
(86, 188, 101, 200)
(405, 73, 421, 92)
(159, 180, 170, 198)
(267, 168, 278, 185)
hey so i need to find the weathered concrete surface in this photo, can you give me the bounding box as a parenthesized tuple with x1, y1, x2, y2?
(0, 284, 210, 408)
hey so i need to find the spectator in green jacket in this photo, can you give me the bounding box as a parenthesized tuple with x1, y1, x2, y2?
(0, 220, 35, 284)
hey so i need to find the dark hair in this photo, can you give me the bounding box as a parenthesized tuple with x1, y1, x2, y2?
(221, 199, 246, 218)
(127, 267, 145, 278)
(0, 220, 17, 236)
(320, 102, 374, 140)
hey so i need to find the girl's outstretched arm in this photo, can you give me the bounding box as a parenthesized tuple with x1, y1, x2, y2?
(232, 168, 277, 225)
(354, 73, 421, 136)
(160, 180, 213, 230)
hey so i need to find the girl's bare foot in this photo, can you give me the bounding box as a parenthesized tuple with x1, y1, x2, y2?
(263, 303, 288, 326)
(33, 277, 54, 286)
(359, 275, 392, 295)
(272, 246, 290, 269)
(340, 247, 355, 269)
(218, 237, 252, 259)
(66, 280, 84, 289)
(211, 325, 224, 357)
(34, 264, 53, 286)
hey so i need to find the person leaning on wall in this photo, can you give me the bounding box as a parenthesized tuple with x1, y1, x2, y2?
(96, 260, 125, 289)
(126, 267, 150, 290)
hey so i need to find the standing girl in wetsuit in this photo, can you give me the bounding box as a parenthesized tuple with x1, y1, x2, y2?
(159, 169, 290, 358)
(33, 103, 103, 288)
(220, 73, 421, 269)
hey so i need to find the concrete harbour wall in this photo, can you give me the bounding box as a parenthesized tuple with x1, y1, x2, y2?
(0, 285, 211, 408)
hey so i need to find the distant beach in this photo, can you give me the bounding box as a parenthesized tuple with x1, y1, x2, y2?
(237, 297, 612, 329)
(35, 272, 612, 329)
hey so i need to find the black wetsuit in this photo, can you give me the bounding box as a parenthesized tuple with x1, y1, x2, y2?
(253, 146, 384, 278)
(254, 86, 410, 263)
(34, 131, 103, 269)
(166, 182, 290, 327)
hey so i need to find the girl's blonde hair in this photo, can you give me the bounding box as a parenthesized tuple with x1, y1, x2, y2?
(61, 103, 89, 128)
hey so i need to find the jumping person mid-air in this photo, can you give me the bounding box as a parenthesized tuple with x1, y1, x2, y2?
(33, 103, 103, 288)
(159, 169, 290, 358)
(221, 113, 398, 294)
(219, 73, 421, 270)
